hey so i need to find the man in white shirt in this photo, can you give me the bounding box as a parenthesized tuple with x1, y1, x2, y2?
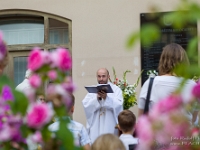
(49, 94, 91, 150)
(82, 68, 123, 143)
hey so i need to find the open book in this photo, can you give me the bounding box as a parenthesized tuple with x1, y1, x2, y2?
(85, 84, 114, 93)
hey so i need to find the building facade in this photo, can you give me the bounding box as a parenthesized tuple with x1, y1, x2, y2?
(0, 0, 199, 125)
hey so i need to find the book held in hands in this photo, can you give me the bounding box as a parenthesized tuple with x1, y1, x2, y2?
(85, 84, 114, 93)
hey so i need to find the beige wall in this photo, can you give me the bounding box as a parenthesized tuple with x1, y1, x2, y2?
(0, 0, 199, 125)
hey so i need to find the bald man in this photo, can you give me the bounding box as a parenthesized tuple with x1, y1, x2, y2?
(82, 68, 123, 143)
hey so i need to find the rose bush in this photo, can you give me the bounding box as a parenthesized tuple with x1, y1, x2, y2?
(0, 42, 81, 149)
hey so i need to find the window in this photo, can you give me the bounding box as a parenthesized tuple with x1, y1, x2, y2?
(0, 10, 72, 86)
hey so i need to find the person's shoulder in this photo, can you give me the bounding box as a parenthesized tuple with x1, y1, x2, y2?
(141, 78, 151, 89)
(48, 121, 60, 132)
(16, 79, 30, 88)
(185, 79, 196, 85)
(119, 134, 125, 141)
(119, 133, 133, 138)
(183, 79, 196, 90)
(70, 120, 85, 129)
(120, 134, 139, 144)
(15, 83, 25, 91)
(154, 75, 178, 81)
(15, 83, 22, 89)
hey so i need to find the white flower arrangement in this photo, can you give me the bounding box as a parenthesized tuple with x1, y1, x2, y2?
(109, 67, 142, 110)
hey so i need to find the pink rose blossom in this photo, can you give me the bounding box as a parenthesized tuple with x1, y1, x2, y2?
(29, 74, 41, 88)
(46, 84, 73, 109)
(31, 131, 42, 143)
(51, 48, 72, 71)
(48, 70, 57, 81)
(151, 95, 183, 114)
(136, 116, 154, 142)
(0, 124, 12, 141)
(62, 77, 76, 93)
(1, 85, 14, 101)
(192, 82, 200, 99)
(41, 51, 51, 64)
(0, 104, 10, 114)
(136, 116, 154, 150)
(28, 48, 44, 71)
(26, 103, 54, 129)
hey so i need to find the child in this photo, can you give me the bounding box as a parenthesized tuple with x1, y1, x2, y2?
(118, 110, 138, 150)
(48, 93, 91, 150)
(36, 92, 46, 103)
(91, 133, 125, 150)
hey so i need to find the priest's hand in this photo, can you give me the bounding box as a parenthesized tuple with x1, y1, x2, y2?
(97, 94, 102, 100)
(97, 90, 107, 100)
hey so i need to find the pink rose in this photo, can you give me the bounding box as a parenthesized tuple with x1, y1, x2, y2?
(192, 82, 200, 99)
(46, 84, 73, 109)
(29, 74, 41, 88)
(151, 95, 183, 114)
(51, 48, 72, 71)
(62, 77, 76, 93)
(1, 85, 14, 101)
(0, 124, 12, 141)
(136, 116, 154, 142)
(41, 51, 51, 64)
(28, 48, 44, 71)
(136, 116, 154, 150)
(48, 70, 57, 81)
(26, 103, 54, 129)
(31, 131, 42, 143)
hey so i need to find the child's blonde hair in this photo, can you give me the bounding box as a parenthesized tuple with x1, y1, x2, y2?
(91, 133, 125, 150)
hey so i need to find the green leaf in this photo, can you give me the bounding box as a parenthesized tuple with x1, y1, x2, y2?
(56, 118, 74, 150)
(54, 105, 68, 117)
(20, 124, 32, 138)
(187, 3, 200, 22)
(126, 32, 140, 49)
(164, 11, 188, 28)
(9, 90, 29, 116)
(135, 70, 143, 87)
(73, 146, 84, 150)
(186, 37, 198, 63)
(41, 125, 52, 142)
(174, 63, 200, 79)
(0, 75, 14, 89)
(123, 70, 131, 81)
(140, 24, 160, 46)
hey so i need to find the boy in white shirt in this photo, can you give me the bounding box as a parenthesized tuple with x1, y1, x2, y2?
(49, 94, 91, 150)
(118, 110, 138, 150)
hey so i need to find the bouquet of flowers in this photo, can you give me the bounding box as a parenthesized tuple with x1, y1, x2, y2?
(0, 44, 82, 149)
(147, 69, 158, 77)
(109, 67, 141, 110)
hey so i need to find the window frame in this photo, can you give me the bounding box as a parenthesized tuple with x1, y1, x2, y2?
(0, 9, 72, 83)
(0, 9, 72, 51)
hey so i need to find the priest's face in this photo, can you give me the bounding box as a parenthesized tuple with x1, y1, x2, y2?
(97, 68, 110, 84)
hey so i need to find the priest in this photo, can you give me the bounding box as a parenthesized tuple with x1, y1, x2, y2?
(82, 68, 123, 143)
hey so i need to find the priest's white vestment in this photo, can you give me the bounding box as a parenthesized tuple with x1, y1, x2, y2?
(82, 82, 123, 143)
